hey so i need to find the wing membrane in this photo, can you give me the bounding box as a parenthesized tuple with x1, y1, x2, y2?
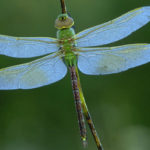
(0, 53, 67, 89)
(77, 44, 150, 75)
(0, 35, 58, 58)
(76, 7, 150, 47)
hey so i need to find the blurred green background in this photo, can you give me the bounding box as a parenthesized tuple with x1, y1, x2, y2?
(0, 0, 150, 150)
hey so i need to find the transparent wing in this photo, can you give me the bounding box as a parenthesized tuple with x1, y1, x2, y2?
(0, 53, 67, 89)
(77, 44, 150, 75)
(0, 35, 58, 58)
(76, 7, 150, 47)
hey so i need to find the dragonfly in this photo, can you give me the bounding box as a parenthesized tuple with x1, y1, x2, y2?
(0, 0, 150, 149)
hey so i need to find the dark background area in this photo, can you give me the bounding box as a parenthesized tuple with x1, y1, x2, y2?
(0, 0, 150, 150)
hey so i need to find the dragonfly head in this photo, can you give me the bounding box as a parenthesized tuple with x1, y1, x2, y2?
(55, 14, 74, 29)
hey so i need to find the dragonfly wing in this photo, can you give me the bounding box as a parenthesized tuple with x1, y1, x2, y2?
(0, 53, 67, 89)
(76, 7, 150, 47)
(0, 35, 58, 58)
(77, 44, 150, 75)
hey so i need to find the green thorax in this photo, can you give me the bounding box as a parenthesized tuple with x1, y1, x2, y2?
(55, 14, 77, 67)
(57, 28, 76, 51)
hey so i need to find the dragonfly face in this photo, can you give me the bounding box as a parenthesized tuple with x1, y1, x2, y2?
(55, 13, 74, 29)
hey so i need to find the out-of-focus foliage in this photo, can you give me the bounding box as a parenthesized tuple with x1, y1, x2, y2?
(0, 0, 150, 150)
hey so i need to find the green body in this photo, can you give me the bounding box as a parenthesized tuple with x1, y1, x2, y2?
(55, 13, 103, 150)
(56, 21, 77, 67)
